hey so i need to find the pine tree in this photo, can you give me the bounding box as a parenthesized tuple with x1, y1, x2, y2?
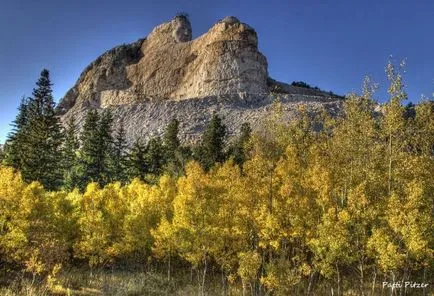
(98, 109, 114, 184)
(77, 109, 100, 188)
(229, 122, 252, 166)
(127, 139, 148, 181)
(163, 118, 193, 177)
(0, 144, 4, 163)
(3, 97, 29, 168)
(77, 109, 113, 188)
(163, 119, 181, 162)
(62, 116, 80, 190)
(195, 114, 227, 170)
(111, 121, 128, 184)
(144, 136, 165, 179)
(19, 69, 64, 190)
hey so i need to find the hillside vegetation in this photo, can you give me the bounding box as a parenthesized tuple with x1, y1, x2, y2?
(0, 62, 433, 295)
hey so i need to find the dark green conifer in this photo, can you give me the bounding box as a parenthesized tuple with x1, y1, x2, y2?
(127, 139, 148, 181)
(229, 122, 252, 166)
(0, 144, 4, 163)
(111, 120, 128, 184)
(3, 97, 29, 168)
(163, 118, 188, 176)
(163, 118, 181, 162)
(77, 109, 102, 188)
(145, 136, 165, 177)
(98, 109, 114, 184)
(18, 69, 64, 190)
(77, 108, 114, 188)
(62, 116, 80, 190)
(195, 113, 227, 170)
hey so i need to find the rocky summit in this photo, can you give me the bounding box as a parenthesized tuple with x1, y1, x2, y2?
(57, 15, 344, 143)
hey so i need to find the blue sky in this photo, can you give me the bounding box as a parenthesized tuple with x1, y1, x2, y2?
(1, 0, 433, 143)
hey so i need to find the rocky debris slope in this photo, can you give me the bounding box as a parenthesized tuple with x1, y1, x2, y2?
(58, 15, 344, 143)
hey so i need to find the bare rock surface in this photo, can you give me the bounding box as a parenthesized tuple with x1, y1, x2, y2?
(58, 15, 344, 143)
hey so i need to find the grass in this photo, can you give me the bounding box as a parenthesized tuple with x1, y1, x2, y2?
(0, 265, 243, 296)
(1, 266, 431, 295)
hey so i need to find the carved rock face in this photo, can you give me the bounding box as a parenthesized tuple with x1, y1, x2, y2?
(59, 16, 269, 111)
(172, 16, 192, 43)
(220, 16, 240, 24)
(57, 16, 342, 143)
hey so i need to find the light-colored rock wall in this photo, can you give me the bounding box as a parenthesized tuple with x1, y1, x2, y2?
(58, 15, 268, 114)
(57, 16, 344, 143)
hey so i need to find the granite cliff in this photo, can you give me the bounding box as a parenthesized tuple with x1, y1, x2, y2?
(58, 15, 343, 142)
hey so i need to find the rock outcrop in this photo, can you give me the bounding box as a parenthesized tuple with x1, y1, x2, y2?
(58, 15, 343, 143)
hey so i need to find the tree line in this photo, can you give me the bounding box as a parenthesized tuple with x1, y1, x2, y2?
(1, 69, 251, 192)
(0, 65, 432, 295)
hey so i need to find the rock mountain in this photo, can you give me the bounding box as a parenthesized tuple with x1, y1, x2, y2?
(57, 15, 343, 143)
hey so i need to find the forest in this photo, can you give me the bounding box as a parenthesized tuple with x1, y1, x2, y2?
(0, 63, 432, 295)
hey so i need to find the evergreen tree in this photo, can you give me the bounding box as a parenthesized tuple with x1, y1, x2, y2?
(228, 122, 252, 166)
(195, 114, 227, 170)
(127, 139, 148, 181)
(98, 109, 114, 184)
(3, 97, 29, 168)
(111, 121, 128, 184)
(77, 109, 113, 188)
(163, 118, 193, 177)
(62, 116, 80, 190)
(145, 136, 165, 177)
(163, 118, 181, 163)
(16, 69, 64, 190)
(78, 109, 100, 188)
(0, 144, 4, 163)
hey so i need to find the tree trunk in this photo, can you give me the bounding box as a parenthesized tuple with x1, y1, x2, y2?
(423, 266, 427, 296)
(371, 268, 376, 296)
(399, 270, 405, 296)
(269, 169, 273, 214)
(360, 260, 365, 296)
(201, 259, 208, 296)
(221, 270, 227, 296)
(167, 255, 171, 281)
(391, 272, 395, 296)
(388, 133, 392, 196)
(307, 271, 315, 296)
(336, 263, 341, 296)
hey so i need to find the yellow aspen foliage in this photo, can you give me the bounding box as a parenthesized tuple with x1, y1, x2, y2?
(412, 101, 434, 156)
(74, 182, 126, 267)
(276, 143, 319, 243)
(386, 182, 433, 265)
(170, 161, 218, 267)
(237, 251, 261, 294)
(1, 166, 74, 274)
(151, 217, 176, 261)
(122, 176, 175, 259)
(242, 142, 282, 251)
(367, 228, 406, 272)
(0, 166, 28, 264)
(151, 216, 179, 281)
(209, 161, 247, 274)
(382, 60, 408, 196)
(261, 258, 304, 295)
(309, 208, 354, 278)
